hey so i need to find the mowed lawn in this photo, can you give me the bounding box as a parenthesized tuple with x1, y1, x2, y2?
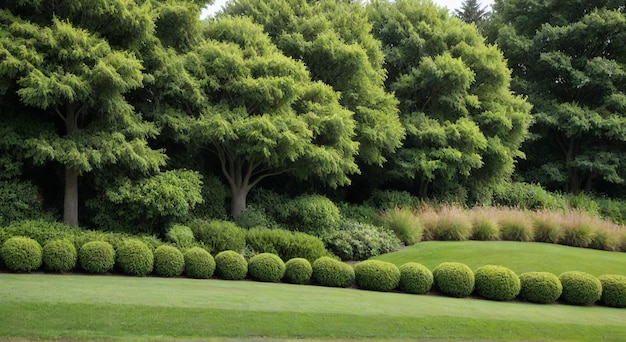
(1, 264, 625, 340)
(373, 241, 626, 276)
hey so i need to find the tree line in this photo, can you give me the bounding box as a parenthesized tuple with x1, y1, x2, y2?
(1, 0, 624, 230)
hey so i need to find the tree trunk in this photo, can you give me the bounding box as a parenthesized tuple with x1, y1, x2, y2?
(230, 185, 249, 220)
(64, 167, 79, 226)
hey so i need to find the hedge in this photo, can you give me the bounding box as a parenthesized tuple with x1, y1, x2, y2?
(1, 237, 43, 272)
(598, 274, 626, 308)
(215, 250, 248, 280)
(184, 247, 215, 279)
(474, 265, 520, 301)
(354, 260, 400, 292)
(559, 271, 602, 306)
(154, 245, 185, 277)
(518, 272, 563, 304)
(42, 239, 77, 272)
(248, 253, 285, 282)
(398, 262, 433, 294)
(312, 257, 354, 288)
(283, 258, 312, 284)
(115, 240, 154, 276)
(433, 262, 474, 298)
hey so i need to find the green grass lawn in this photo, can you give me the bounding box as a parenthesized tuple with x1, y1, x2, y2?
(373, 241, 626, 276)
(1, 271, 625, 341)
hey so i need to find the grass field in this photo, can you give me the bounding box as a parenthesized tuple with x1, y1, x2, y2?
(373, 241, 626, 276)
(1, 273, 625, 341)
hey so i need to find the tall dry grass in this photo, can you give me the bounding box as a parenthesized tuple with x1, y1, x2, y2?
(417, 205, 472, 241)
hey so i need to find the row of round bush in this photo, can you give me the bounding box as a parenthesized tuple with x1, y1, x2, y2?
(1, 236, 625, 308)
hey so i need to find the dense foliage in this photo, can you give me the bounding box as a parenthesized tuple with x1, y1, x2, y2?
(474, 265, 521, 301)
(1, 237, 42, 272)
(42, 239, 77, 273)
(153, 245, 185, 277)
(518, 272, 563, 304)
(559, 271, 603, 306)
(598, 274, 626, 308)
(283, 258, 313, 285)
(79, 241, 115, 274)
(115, 240, 154, 277)
(248, 253, 285, 282)
(312, 257, 355, 288)
(215, 250, 248, 280)
(398, 262, 434, 294)
(354, 260, 401, 292)
(183, 247, 215, 279)
(433, 262, 475, 298)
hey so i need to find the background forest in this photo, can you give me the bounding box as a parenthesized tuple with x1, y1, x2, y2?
(1, 0, 625, 240)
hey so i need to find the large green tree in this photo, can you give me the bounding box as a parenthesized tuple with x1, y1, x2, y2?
(491, 0, 626, 194)
(368, 0, 532, 200)
(222, 0, 405, 167)
(455, 0, 490, 30)
(0, 1, 170, 226)
(158, 17, 359, 218)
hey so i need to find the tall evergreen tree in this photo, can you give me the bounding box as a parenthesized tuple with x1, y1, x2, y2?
(455, 0, 490, 29)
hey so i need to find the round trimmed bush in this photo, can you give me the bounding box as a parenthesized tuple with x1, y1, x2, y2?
(183, 247, 215, 279)
(398, 262, 433, 294)
(518, 272, 563, 304)
(433, 262, 474, 298)
(312, 256, 355, 288)
(1, 237, 43, 272)
(598, 274, 626, 308)
(79, 241, 115, 274)
(284, 258, 312, 284)
(474, 265, 521, 301)
(115, 239, 154, 276)
(559, 271, 602, 306)
(215, 250, 248, 280)
(248, 253, 285, 282)
(354, 260, 400, 292)
(43, 239, 77, 272)
(154, 245, 185, 277)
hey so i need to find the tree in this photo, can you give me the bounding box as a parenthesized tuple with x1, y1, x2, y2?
(0, 2, 167, 226)
(222, 0, 405, 167)
(455, 0, 490, 30)
(491, 0, 626, 194)
(368, 0, 532, 201)
(158, 17, 359, 218)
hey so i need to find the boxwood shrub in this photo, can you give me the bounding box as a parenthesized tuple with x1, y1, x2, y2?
(188, 219, 246, 254)
(598, 274, 626, 308)
(312, 256, 355, 288)
(42, 239, 77, 272)
(154, 245, 185, 277)
(398, 262, 433, 294)
(433, 262, 474, 298)
(215, 250, 248, 280)
(1, 236, 43, 272)
(183, 247, 215, 279)
(354, 260, 400, 292)
(279, 195, 342, 236)
(248, 253, 285, 282)
(283, 258, 312, 284)
(79, 241, 115, 274)
(115, 239, 154, 276)
(324, 221, 401, 261)
(165, 224, 195, 247)
(518, 272, 563, 304)
(559, 271, 602, 306)
(474, 265, 521, 301)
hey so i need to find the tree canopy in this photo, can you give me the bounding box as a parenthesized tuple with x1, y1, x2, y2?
(491, 0, 626, 194)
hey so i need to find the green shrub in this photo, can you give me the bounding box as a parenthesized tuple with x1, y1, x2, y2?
(165, 224, 195, 247)
(1, 237, 43, 272)
(312, 256, 355, 288)
(559, 271, 602, 306)
(279, 195, 341, 237)
(1, 220, 80, 246)
(532, 212, 563, 244)
(598, 275, 626, 308)
(324, 221, 401, 261)
(283, 258, 312, 284)
(183, 247, 215, 279)
(366, 190, 419, 210)
(518, 272, 563, 304)
(566, 193, 600, 216)
(398, 262, 433, 294)
(153, 245, 185, 277)
(498, 212, 534, 242)
(215, 250, 248, 280)
(597, 197, 626, 225)
(621, 232, 626, 252)
(474, 265, 521, 301)
(79, 241, 115, 274)
(470, 211, 500, 241)
(493, 182, 565, 210)
(245, 228, 328, 262)
(433, 262, 475, 297)
(589, 229, 620, 252)
(235, 206, 274, 229)
(248, 253, 285, 282)
(354, 260, 400, 292)
(337, 202, 378, 225)
(189, 172, 229, 220)
(189, 219, 246, 254)
(42, 239, 77, 272)
(0, 180, 56, 227)
(376, 208, 423, 245)
(115, 240, 154, 276)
